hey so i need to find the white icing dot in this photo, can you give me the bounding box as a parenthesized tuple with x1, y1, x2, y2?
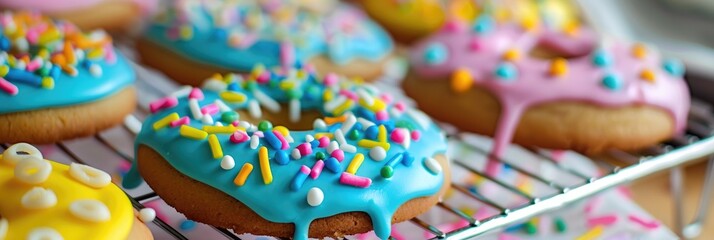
(89, 64, 102, 77)
(14, 157, 51, 185)
(139, 208, 156, 223)
(220, 156, 235, 170)
(305, 134, 315, 143)
(69, 200, 111, 223)
(201, 79, 227, 92)
(291, 149, 301, 160)
(313, 119, 327, 131)
(250, 135, 260, 149)
(369, 147, 386, 161)
(27, 227, 63, 240)
(21, 187, 57, 209)
(2, 143, 43, 165)
(307, 187, 324, 207)
(69, 163, 111, 188)
(424, 157, 442, 174)
(327, 141, 339, 154)
(0, 218, 8, 240)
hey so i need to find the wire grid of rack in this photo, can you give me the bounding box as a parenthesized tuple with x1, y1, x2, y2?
(4, 66, 714, 240)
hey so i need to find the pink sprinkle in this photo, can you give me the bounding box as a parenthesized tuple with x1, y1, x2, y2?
(230, 131, 249, 143)
(628, 215, 659, 229)
(26, 30, 40, 44)
(149, 96, 178, 113)
(550, 150, 566, 162)
(468, 37, 481, 51)
(118, 160, 132, 173)
(318, 136, 329, 148)
(26, 58, 42, 72)
(273, 130, 290, 150)
(379, 93, 393, 103)
(310, 161, 324, 179)
(297, 143, 312, 156)
(339, 173, 371, 188)
(188, 88, 204, 100)
(324, 73, 338, 86)
(105, 45, 117, 64)
(339, 89, 358, 101)
(375, 110, 389, 121)
(394, 102, 406, 111)
(390, 128, 407, 143)
(280, 42, 295, 69)
(144, 202, 169, 223)
(0, 77, 18, 95)
(201, 104, 219, 115)
(169, 116, 190, 127)
(253, 131, 264, 138)
(587, 215, 618, 227)
(497, 234, 521, 240)
(231, 121, 241, 126)
(442, 19, 466, 33)
(484, 157, 501, 176)
(299, 165, 311, 175)
(256, 71, 271, 84)
(411, 130, 421, 141)
(331, 149, 344, 162)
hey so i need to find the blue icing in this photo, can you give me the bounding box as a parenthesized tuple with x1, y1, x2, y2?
(145, 2, 393, 72)
(123, 71, 446, 240)
(0, 51, 134, 114)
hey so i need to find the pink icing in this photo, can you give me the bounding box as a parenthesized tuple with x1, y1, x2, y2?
(1, 0, 158, 15)
(410, 23, 690, 174)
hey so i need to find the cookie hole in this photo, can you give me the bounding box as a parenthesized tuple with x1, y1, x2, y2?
(238, 105, 322, 131)
(528, 45, 586, 60)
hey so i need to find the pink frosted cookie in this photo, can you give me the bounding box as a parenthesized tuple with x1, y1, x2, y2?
(405, 17, 690, 166)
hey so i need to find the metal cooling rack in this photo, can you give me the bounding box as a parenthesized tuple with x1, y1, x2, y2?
(5, 68, 714, 240)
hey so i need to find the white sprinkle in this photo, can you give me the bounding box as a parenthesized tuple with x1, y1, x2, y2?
(402, 130, 412, 149)
(0, 218, 7, 240)
(356, 89, 374, 106)
(250, 135, 260, 149)
(202, 79, 227, 92)
(69, 163, 111, 188)
(14, 38, 29, 52)
(369, 147, 387, 161)
(357, 117, 375, 130)
(324, 95, 347, 112)
(291, 149, 302, 159)
(248, 100, 262, 119)
(221, 156, 235, 170)
(14, 60, 26, 70)
(21, 187, 57, 209)
(214, 99, 232, 113)
(69, 200, 111, 222)
(27, 227, 63, 240)
(307, 187, 324, 207)
(253, 89, 280, 113)
(14, 157, 52, 184)
(313, 119, 327, 131)
(214, 122, 223, 126)
(424, 157, 442, 174)
(170, 85, 192, 98)
(74, 48, 85, 62)
(188, 99, 203, 120)
(89, 64, 102, 77)
(389, 107, 403, 118)
(407, 109, 431, 130)
(201, 114, 214, 125)
(289, 99, 301, 123)
(327, 141, 339, 154)
(124, 115, 142, 135)
(238, 121, 252, 129)
(305, 134, 315, 143)
(139, 208, 156, 223)
(340, 113, 356, 134)
(286, 135, 295, 143)
(335, 129, 356, 153)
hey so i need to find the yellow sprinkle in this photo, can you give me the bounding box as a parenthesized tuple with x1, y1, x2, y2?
(640, 69, 656, 83)
(38, 49, 50, 59)
(576, 225, 603, 240)
(259, 147, 273, 184)
(203, 125, 237, 134)
(41, 77, 54, 89)
(208, 134, 223, 159)
(359, 98, 387, 112)
(346, 153, 365, 174)
(357, 139, 391, 151)
(324, 115, 348, 125)
(279, 80, 295, 90)
(153, 113, 179, 130)
(210, 73, 224, 81)
(179, 25, 193, 39)
(87, 48, 104, 60)
(377, 125, 387, 142)
(0, 65, 10, 77)
(233, 163, 254, 186)
(502, 49, 520, 61)
(563, 21, 580, 36)
(314, 133, 334, 139)
(220, 91, 247, 103)
(179, 125, 208, 140)
(250, 64, 265, 79)
(451, 68, 473, 93)
(296, 70, 307, 79)
(632, 43, 647, 59)
(223, 73, 236, 83)
(549, 58, 568, 77)
(38, 28, 60, 45)
(323, 90, 334, 102)
(272, 126, 290, 137)
(520, 16, 538, 31)
(332, 99, 353, 116)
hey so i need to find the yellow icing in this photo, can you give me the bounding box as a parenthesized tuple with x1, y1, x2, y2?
(0, 160, 133, 240)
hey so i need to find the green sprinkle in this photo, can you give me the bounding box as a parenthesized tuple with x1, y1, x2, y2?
(258, 121, 273, 132)
(221, 111, 239, 123)
(245, 81, 258, 91)
(315, 152, 326, 160)
(347, 129, 361, 140)
(524, 220, 537, 235)
(306, 86, 321, 99)
(555, 217, 567, 233)
(287, 89, 303, 99)
(395, 121, 415, 131)
(381, 166, 394, 178)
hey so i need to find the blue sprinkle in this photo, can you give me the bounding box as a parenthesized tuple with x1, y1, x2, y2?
(386, 153, 404, 168)
(290, 169, 309, 191)
(179, 220, 196, 231)
(473, 16, 495, 34)
(365, 125, 379, 140)
(663, 58, 685, 77)
(81, 60, 93, 69)
(274, 150, 290, 165)
(263, 131, 282, 150)
(324, 157, 341, 173)
(401, 152, 415, 166)
(227, 82, 241, 91)
(591, 49, 612, 67)
(423, 42, 448, 65)
(0, 37, 9, 51)
(327, 123, 341, 132)
(376, 121, 395, 132)
(5, 69, 42, 86)
(601, 73, 622, 91)
(505, 223, 525, 233)
(212, 29, 227, 40)
(310, 139, 320, 148)
(354, 108, 376, 121)
(350, 122, 363, 133)
(294, 60, 303, 69)
(50, 65, 60, 79)
(494, 63, 518, 80)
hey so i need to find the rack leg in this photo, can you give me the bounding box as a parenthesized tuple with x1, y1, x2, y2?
(670, 166, 685, 238)
(682, 157, 714, 239)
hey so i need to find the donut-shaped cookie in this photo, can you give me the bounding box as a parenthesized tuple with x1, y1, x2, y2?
(0, 143, 153, 240)
(360, 0, 581, 44)
(137, 0, 394, 85)
(405, 17, 690, 166)
(0, 0, 158, 31)
(123, 66, 450, 239)
(0, 11, 136, 144)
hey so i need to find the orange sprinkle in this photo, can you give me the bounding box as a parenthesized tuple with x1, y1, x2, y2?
(563, 21, 580, 36)
(450, 68, 473, 93)
(549, 58, 569, 77)
(520, 16, 538, 31)
(632, 43, 647, 59)
(324, 114, 348, 125)
(640, 69, 656, 83)
(502, 49, 520, 61)
(63, 41, 76, 64)
(233, 163, 254, 186)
